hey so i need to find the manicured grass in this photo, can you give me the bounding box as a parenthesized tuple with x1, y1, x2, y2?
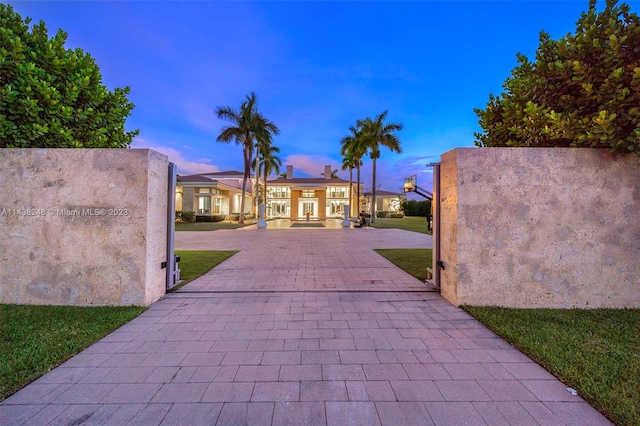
(462, 306, 640, 426)
(170, 250, 237, 291)
(175, 221, 251, 231)
(374, 248, 433, 282)
(370, 216, 431, 234)
(0, 305, 146, 401)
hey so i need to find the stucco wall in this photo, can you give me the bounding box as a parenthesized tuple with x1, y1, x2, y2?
(0, 149, 169, 306)
(439, 148, 640, 308)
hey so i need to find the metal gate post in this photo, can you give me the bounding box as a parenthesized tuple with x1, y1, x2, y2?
(166, 162, 177, 290)
(430, 162, 441, 291)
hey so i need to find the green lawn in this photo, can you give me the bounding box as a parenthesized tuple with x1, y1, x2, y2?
(0, 250, 234, 401)
(370, 216, 431, 234)
(463, 307, 640, 426)
(171, 250, 237, 291)
(0, 305, 145, 401)
(374, 248, 433, 282)
(175, 221, 251, 231)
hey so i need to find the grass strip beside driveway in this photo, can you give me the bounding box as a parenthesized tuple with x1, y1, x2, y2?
(175, 222, 250, 231)
(0, 305, 145, 401)
(1, 250, 234, 401)
(374, 248, 433, 282)
(463, 307, 639, 426)
(171, 250, 236, 291)
(370, 216, 431, 234)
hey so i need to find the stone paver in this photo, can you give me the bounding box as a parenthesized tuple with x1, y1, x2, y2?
(0, 228, 611, 425)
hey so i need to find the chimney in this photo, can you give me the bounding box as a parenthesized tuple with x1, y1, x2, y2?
(286, 165, 293, 179)
(324, 165, 331, 180)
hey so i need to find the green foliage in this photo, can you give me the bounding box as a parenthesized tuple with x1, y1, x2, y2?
(195, 214, 226, 222)
(0, 4, 138, 148)
(376, 211, 407, 218)
(401, 199, 431, 216)
(175, 211, 195, 222)
(475, 0, 640, 155)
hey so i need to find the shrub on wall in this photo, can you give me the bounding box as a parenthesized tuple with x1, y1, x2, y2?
(474, 0, 640, 155)
(0, 5, 139, 148)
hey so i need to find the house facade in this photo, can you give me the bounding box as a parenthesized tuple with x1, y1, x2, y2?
(263, 165, 357, 219)
(176, 171, 253, 218)
(176, 165, 404, 220)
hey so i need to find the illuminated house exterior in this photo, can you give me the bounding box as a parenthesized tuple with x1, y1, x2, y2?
(266, 165, 356, 219)
(176, 165, 403, 220)
(176, 171, 254, 217)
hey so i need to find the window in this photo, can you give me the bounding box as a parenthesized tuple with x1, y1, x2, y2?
(268, 187, 290, 199)
(211, 197, 222, 215)
(198, 197, 211, 214)
(329, 200, 346, 216)
(302, 190, 315, 198)
(268, 200, 289, 217)
(327, 187, 348, 199)
(198, 188, 210, 194)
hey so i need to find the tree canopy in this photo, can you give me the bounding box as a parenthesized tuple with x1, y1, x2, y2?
(474, 0, 640, 155)
(0, 4, 138, 148)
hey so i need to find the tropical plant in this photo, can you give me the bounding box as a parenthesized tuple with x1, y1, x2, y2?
(252, 139, 282, 214)
(340, 124, 369, 216)
(0, 4, 138, 148)
(474, 0, 640, 155)
(216, 92, 279, 224)
(357, 111, 403, 223)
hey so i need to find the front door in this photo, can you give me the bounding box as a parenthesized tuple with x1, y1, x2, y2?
(300, 201, 316, 218)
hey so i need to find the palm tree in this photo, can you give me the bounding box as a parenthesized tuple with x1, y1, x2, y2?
(341, 151, 361, 219)
(340, 124, 369, 217)
(357, 110, 403, 223)
(252, 140, 282, 217)
(216, 92, 279, 224)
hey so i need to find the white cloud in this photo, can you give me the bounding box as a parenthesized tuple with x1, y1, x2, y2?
(132, 139, 219, 175)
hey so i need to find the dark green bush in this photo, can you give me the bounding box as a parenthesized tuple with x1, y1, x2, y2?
(175, 211, 195, 222)
(195, 214, 226, 222)
(401, 200, 431, 216)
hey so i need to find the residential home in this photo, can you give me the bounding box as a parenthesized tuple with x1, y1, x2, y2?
(266, 165, 359, 219)
(176, 171, 254, 218)
(362, 189, 406, 216)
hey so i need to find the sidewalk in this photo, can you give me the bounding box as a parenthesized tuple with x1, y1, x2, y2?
(1, 228, 610, 425)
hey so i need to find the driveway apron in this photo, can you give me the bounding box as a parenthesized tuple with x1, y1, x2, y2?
(1, 228, 610, 425)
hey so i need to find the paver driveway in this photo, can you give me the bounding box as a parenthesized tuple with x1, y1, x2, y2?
(1, 227, 610, 425)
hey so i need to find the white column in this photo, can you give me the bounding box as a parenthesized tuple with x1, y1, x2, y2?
(342, 205, 351, 227)
(257, 204, 267, 228)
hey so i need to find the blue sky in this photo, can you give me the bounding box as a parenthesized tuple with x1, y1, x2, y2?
(10, 0, 635, 195)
